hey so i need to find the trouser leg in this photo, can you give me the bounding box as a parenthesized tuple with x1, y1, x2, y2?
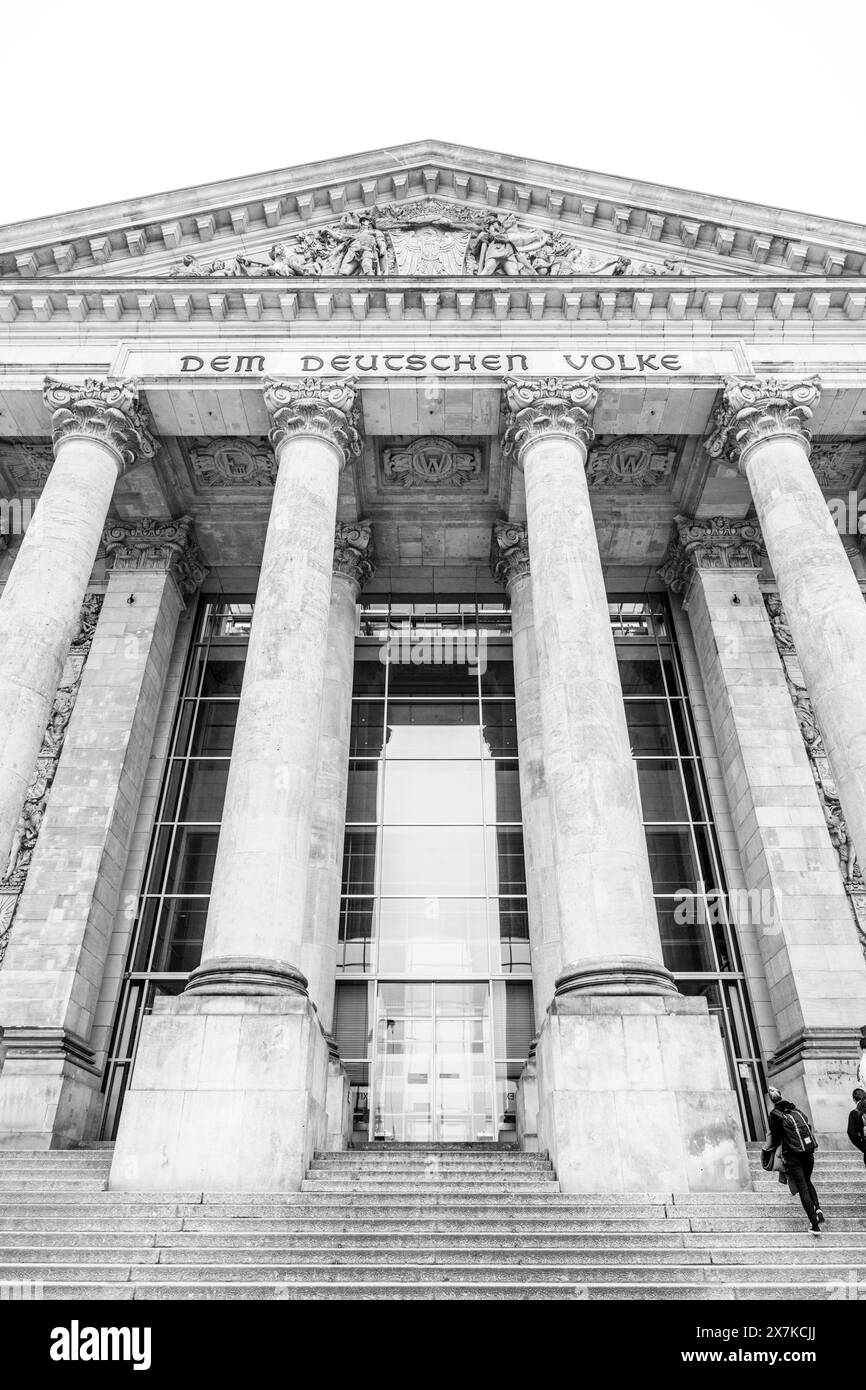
(787, 1159, 818, 1225)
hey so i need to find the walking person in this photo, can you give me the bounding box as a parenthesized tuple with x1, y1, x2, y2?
(847, 1087, 866, 1168)
(858, 1038, 866, 1091)
(766, 1086, 824, 1235)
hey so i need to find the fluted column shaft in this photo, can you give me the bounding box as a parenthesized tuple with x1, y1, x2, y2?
(188, 381, 362, 995)
(302, 522, 374, 1031)
(502, 378, 674, 996)
(0, 379, 154, 869)
(713, 378, 866, 879)
(491, 523, 560, 1023)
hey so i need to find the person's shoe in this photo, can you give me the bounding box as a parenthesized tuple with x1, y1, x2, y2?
(816, 1209, 826, 1224)
(810, 1225, 822, 1236)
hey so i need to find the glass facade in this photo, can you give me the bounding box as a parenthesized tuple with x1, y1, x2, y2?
(333, 599, 534, 1141)
(101, 591, 766, 1142)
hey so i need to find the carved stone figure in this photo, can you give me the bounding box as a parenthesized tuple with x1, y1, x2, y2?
(331, 212, 389, 277)
(467, 214, 549, 276)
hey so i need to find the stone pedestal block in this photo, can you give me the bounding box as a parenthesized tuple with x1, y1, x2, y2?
(0, 1034, 101, 1149)
(535, 994, 750, 1193)
(109, 993, 331, 1192)
(516, 1059, 540, 1153)
(325, 1058, 351, 1152)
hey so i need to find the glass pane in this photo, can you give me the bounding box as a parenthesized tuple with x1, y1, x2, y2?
(374, 984, 434, 1142)
(167, 827, 219, 894)
(341, 829, 378, 895)
(493, 898, 532, 973)
(645, 827, 700, 893)
(143, 825, 173, 897)
(481, 703, 518, 757)
(345, 762, 380, 823)
(486, 828, 527, 895)
(349, 702, 386, 757)
(435, 984, 494, 1142)
(484, 761, 522, 823)
(381, 827, 486, 895)
(131, 899, 159, 972)
(480, 642, 515, 696)
(636, 760, 689, 822)
(150, 898, 209, 972)
(378, 898, 488, 975)
(387, 656, 478, 698)
(176, 761, 230, 822)
(333, 981, 370, 1058)
(625, 701, 676, 755)
(190, 701, 238, 756)
(492, 980, 535, 1058)
(352, 646, 387, 697)
(338, 899, 375, 972)
(201, 650, 247, 696)
(383, 761, 483, 824)
(386, 702, 480, 758)
(655, 897, 716, 972)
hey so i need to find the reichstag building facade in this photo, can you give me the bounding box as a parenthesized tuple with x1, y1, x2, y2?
(0, 140, 865, 1196)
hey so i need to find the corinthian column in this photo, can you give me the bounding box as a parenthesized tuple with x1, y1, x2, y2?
(500, 378, 747, 1195)
(490, 521, 560, 1022)
(709, 378, 866, 881)
(302, 520, 375, 1033)
(110, 381, 361, 1192)
(502, 378, 673, 996)
(0, 379, 155, 870)
(187, 380, 363, 993)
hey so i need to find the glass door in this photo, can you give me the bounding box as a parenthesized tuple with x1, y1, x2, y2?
(372, 982, 494, 1142)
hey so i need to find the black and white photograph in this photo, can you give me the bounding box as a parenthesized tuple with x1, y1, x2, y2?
(0, 0, 863, 1368)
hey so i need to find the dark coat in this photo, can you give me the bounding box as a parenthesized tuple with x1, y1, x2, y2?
(847, 1101, 866, 1157)
(768, 1099, 817, 1163)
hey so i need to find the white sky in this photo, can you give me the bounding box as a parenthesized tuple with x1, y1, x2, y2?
(1, 0, 863, 229)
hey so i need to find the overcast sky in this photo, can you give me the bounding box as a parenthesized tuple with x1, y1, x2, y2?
(2, 0, 862, 229)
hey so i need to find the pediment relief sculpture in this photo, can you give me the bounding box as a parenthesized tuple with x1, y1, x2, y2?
(167, 202, 697, 279)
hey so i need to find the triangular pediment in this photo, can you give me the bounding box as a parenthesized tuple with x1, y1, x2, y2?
(1, 140, 865, 281)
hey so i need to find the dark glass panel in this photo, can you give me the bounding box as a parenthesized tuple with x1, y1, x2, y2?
(177, 761, 229, 822)
(493, 897, 531, 972)
(636, 760, 689, 822)
(131, 898, 159, 972)
(480, 641, 516, 696)
(167, 827, 220, 894)
(493, 981, 535, 1058)
(352, 645, 387, 696)
(143, 825, 173, 897)
(655, 897, 716, 973)
(487, 828, 527, 895)
(645, 827, 700, 894)
(338, 899, 375, 972)
(201, 651, 247, 696)
(387, 655, 478, 698)
(349, 702, 386, 757)
(481, 703, 518, 758)
(345, 761, 380, 823)
(333, 982, 371, 1058)
(190, 701, 238, 756)
(150, 898, 209, 973)
(616, 647, 667, 696)
(341, 829, 378, 895)
(625, 701, 676, 755)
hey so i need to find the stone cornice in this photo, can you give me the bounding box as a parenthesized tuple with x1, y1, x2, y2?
(333, 520, 375, 589)
(490, 521, 530, 589)
(264, 378, 362, 463)
(103, 515, 208, 594)
(1, 140, 864, 281)
(1, 278, 865, 328)
(657, 513, 764, 593)
(705, 377, 821, 468)
(43, 377, 156, 471)
(501, 377, 598, 463)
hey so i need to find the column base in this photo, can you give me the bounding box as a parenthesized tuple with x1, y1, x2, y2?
(555, 955, 679, 997)
(0, 1029, 101, 1149)
(535, 992, 750, 1193)
(109, 991, 329, 1192)
(184, 955, 308, 996)
(770, 1026, 864, 1145)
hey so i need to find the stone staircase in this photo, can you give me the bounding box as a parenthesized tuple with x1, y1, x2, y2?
(0, 1143, 864, 1300)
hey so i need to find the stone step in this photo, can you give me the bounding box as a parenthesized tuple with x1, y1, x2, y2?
(3, 1260, 863, 1285)
(26, 1279, 841, 1301)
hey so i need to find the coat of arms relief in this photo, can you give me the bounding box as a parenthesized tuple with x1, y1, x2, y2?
(168, 198, 695, 279)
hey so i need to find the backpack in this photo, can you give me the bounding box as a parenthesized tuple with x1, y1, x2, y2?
(777, 1106, 817, 1155)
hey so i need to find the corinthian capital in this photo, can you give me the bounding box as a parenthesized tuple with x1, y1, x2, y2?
(658, 514, 764, 593)
(490, 521, 530, 589)
(333, 519, 375, 589)
(263, 378, 362, 464)
(103, 515, 209, 595)
(501, 377, 599, 465)
(705, 377, 821, 468)
(43, 378, 156, 471)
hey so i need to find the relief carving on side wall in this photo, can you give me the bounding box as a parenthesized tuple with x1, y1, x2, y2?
(0, 593, 104, 966)
(764, 592, 866, 961)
